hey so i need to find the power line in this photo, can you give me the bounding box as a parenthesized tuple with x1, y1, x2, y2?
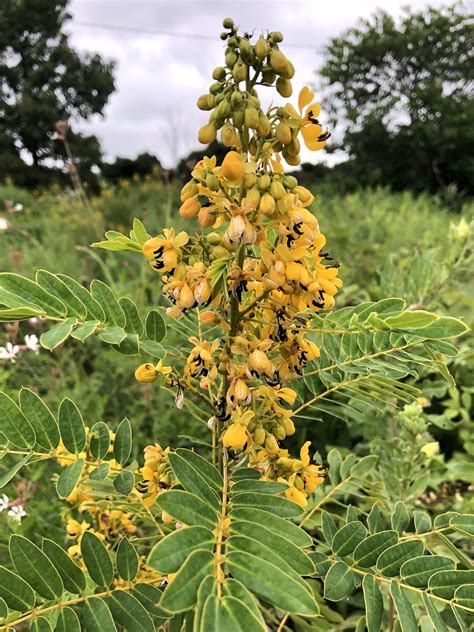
(73, 21, 324, 51)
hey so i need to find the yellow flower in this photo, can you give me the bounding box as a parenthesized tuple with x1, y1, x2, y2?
(135, 360, 171, 384)
(143, 228, 189, 273)
(284, 87, 328, 151)
(222, 422, 248, 449)
(285, 486, 308, 508)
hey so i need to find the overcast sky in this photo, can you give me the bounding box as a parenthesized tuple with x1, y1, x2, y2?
(68, 0, 449, 168)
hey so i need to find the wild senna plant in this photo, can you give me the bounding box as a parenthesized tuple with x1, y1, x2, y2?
(0, 18, 472, 632)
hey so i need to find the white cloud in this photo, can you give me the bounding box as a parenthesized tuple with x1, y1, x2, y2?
(68, 0, 448, 167)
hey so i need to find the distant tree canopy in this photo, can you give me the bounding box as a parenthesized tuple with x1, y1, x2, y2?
(101, 153, 162, 182)
(320, 2, 473, 194)
(0, 0, 115, 188)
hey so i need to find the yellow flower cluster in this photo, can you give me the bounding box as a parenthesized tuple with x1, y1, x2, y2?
(137, 443, 176, 508)
(136, 20, 341, 504)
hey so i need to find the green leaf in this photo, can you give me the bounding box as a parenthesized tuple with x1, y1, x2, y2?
(81, 531, 114, 587)
(353, 530, 399, 568)
(391, 501, 410, 535)
(385, 310, 438, 329)
(115, 333, 140, 355)
(321, 510, 338, 545)
(90, 463, 110, 481)
(363, 574, 383, 632)
(230, 507, 312, 548)
(414, 510, 432, 534)
(0, 272, 66, 316)
(159, 549, 214, 613)
(145, 310, 166, 342)
(71, 320, 100, 342)
(19, 388, 59, 450)
(168, 452, 220, 508)
(451, 605, 469, 632)
(231, 479, 287, 494)
(10, 535, 63, 600)
(421, 594, 449, 632)
(29, 616, 52, 632)
(90, 280, 126, 327)
(132, 583, 167, 620)
(324, 561, 358, 601)
(175, 448, 223, 492)
(40, 317, 78, 350)
(226, 550, 318, 616)
(0, 392, 36, 448)
(90, 422, 111, 460)
(116, 538, 139, 582)
(376, 540, 424, 577)
(114, 418, 132, 464)
(232, 467, 261, 481)
(58, 398, 86, 454)
(57, 275, 106, 322)
(139, 339, 165, 358)
(157, 490, 218, 528)
(227, 534, 304, 580)
(0, 306, 45, 321)
(56, 458, 85, 498)
(390, 580, 418, 632)
(99, 326, 127, 345)
(119, 297, 144, 335)
(231, 520, 314, 575)
(450, 514, 474, 538)
(332, 521, 367, 557)
(91, 239, 139, 252)
(84, 597, 117, 632)
(428, 569, 474, 599)
(351, 454, 378, 477)
(55, 606, 81, 632)
(0, 565, 35, 611)
(106, 590, 155, 632)
(231, 492, 303, 518)
(113, 470, 135, 495)
(409, 316, 469, 339)
(148, 525, 214, 574)
(400, 555, 454, 588)
(132, 218, 149, 246)
(455, 583, 474, 609)
(309, 552, 331, 577)
(218, 595, 267, 632)
(42, 538, 86, 593)
(0, 454, 31, 488)
(36, 270, 87, 319)
(222, 578, 265, 626)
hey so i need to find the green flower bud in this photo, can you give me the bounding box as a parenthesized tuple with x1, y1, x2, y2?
(244, 106, 260, 129)
(239, 38, 253, 59)
(256, 115, 271, 137)
(232, 57, 248, 83)
(225, 51, 237, 68)
(222, 17, 234, 29)
(255, 36, 268, 60)
(216, 99, 231, 118)
(198, 123, 217, 144)
(276, 77, 292, 97)
(205, 173, 220, 191)
(280, 59, 295, 79)
(283, 175, 298, 189)
(206, 232, 222, 245)
(271, 31, 284, 43)
(247, 95, 261, 109)
(221, 122, 237, 147)
(270, 180, 286, 200)
(269, 49, 288, 74)
(233, 110, 244, 129)
(206, 94, 216, 109)
(261, 68, 276, 84)
(243, 172, 257, 189)
(276, 122, 292, 145)
(231, 91, 243, 105)
(245, 186, 260, 208)
(197, 94, 212, 111)
(212, 66, 226, 81)
(210, 82, 223, 95)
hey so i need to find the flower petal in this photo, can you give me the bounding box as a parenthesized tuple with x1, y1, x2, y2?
(298, 86, 315, 113)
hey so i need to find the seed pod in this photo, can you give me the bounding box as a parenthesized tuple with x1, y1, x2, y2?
(205, 173, 220, 191)
(276, 77, 292, 97)
(179, 196, 201, 218)
(269, 49, 289, 74)
(245, 186, 261, 208)
(276, 122, 292, 145)
(209, 82, 223, 95)
(283, 175, 298, 190)
(261, 68, 276, 84)
(225, 50, 237, 68)
(221, 150, 245, 185)
(180, 180, 199, 201)
(256, 115, 271, 137)
(255, 36, 268, 60)
(198, 123, 217, 144)
(232, 57, 248, 83)
(270, 180, 286, 200)
(243, 172, 257, 189)
(259, 192, 276, 216)
(221, 123, 237, 147)
(257, 174, 271, 190)
(197, 94, 212, 111)
(244, 106, 259, 129)
(212, 66, 226, 81)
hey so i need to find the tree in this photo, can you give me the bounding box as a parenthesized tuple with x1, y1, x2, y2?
(101, 152, 162, 182)
(320, 3, 473, 194)
(0, 0, 115, 187)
